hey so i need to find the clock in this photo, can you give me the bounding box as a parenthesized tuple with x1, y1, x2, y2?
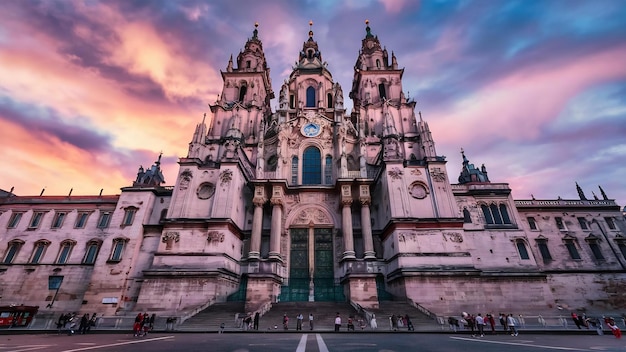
(301, 123, 321, 137)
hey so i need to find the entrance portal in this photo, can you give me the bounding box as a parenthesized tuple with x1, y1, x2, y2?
(280, 228, 343, 301)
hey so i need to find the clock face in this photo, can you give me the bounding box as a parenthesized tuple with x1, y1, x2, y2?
(301, 123, 321, 137)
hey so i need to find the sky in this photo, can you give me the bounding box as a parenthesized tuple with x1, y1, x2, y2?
(1, 0, 625, 208)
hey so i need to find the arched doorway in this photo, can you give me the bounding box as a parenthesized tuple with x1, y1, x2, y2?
(280, 208, 344, 302)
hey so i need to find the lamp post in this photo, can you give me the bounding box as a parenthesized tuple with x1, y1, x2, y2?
(46, 275, 64, 308)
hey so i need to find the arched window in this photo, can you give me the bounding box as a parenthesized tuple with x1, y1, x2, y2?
(306, 86, 316, 107)
(238, 85, 247, 102)
(324, 155, 332, 184)
(302, 147, 321, 184)
(291, 156, 299, 184)
(56, 240, 75, 264)
(516, 240, 530, 260)
(109, 238, 128, 262)
(463, 209, 472, 223)
(2, 239, 24, 264)
(536, 239, 552, 261)
(83, 240, 101, 264)
(378, 83, 386, 100)
(499, 204, 511, 224)
(490, 204, 502, 224)
(376, 59, 381, 68)
(327, 93, 333, 108)
(30, 240, 50, 264)
(481, 205, 493, 224)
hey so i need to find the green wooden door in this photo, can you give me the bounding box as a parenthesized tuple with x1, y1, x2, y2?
(313, 228, 336, 301)
(284, 228, 309, 301)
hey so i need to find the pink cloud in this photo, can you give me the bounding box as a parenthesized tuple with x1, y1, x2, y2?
(429, 45, 626, 146)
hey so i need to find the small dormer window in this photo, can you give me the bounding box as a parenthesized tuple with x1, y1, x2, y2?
(246, 60, 251, 68)
(307, 49, 313, 59)
(376, 59, 381, 68)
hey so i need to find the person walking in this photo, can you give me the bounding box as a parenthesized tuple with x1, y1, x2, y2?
(296, 313, 303, 331)
(309, 313, 314, 330)
(499, 313, 508, 333)
(334, 313, 341, 332)
(370, 314, 377, 329)
(475, 313, 485, 337)
(133, 313, 143, 337)
(283, 314, 289, 330)
(253, 312, 260, 330)
(405, 314, 414, 331)
(507, 314, 518, 336)
(78, 313, 89, 335)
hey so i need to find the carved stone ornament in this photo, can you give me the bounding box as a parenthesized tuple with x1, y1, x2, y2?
(388, 167, 403, 180)
(408, 182, 428, 199)
(219, 169, 233, 186)
(161, 231, 180, 243)
(179, 169, 193, 190)
(410, 169, 422, 176)
(207, 231, 225, 243)
(196, 182, 216, 200)
(293, 208, 331, 225)
(443, 232, 463, 243)
(430, 167, 446, 182)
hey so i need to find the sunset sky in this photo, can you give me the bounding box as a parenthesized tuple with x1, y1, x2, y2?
(1, 0, 625, 207)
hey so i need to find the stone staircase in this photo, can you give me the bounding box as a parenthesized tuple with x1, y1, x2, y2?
(178, 301, 246, 331)
(366, 301, 438, 330)
(177, 300, 437, 332)
(258, 302, 361, 331)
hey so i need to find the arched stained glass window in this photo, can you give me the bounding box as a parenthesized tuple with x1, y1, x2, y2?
(302, 147, 321, 184)
(306, 86, 316, 107)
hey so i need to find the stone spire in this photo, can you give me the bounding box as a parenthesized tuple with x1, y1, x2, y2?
(599, 185, 609, 200)
(458, 149, 490, 184)
(576, 182, 587, 200)
(133, 153, 165, 187)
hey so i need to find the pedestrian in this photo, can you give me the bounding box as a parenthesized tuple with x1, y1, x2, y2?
(475, 313, 485, 337)
(283, 314, 289, 330)
(87, 313, 98, 333)
(499, 313, 508, 333)
(370, 314, 377, 329)
(133, 312, 143, 336)
(219, 322, 225, 334)
(309, 313, 314, 330)
(243, 314, 252, 331)
(56, 313, 68, 334)
(571, 312, 581, 329)
(142, 312, 150, 336)
(466, 314, 476, 337)
(391, 314, 397, 331)
(253, 312, 260, 330)
(405, 314, 414, 331)
(487, 314, 495, 334)
(296, 313, 303, 331)
(606, 317, 621, 339)
(149, 313, 155, 332)
(586, 317, 603, 335)
(448, 316, 458, 332)
(78, 313, 89, 334)
(507, 314, 518, 336)
(334, 313, 341, 332)
(347, 316, 354, 331)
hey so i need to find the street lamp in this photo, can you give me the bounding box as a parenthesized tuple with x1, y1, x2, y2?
(46, 275, 64, 308)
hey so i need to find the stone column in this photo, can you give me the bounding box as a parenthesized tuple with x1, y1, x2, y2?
(359, 185, 376, 259)
(341, 199, 355, 260)
(269, 197, 283, 261)
(360, 198, 376, 260)
(248, 200, 264, 260)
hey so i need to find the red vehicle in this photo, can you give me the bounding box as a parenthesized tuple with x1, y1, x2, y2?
(0, 305, 39, 328)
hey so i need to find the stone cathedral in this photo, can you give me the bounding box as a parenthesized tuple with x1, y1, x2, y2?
(1, 23, 625, 322)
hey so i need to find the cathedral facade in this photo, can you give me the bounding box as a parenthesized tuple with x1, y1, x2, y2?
(1, 23, 625, 320)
